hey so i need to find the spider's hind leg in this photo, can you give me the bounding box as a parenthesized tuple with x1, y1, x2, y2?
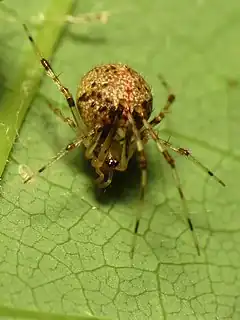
(127, 113, 148, 258)
(143, 118, 201, 255)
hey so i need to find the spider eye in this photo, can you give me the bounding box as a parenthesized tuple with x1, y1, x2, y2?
(107, 158, 119, 168)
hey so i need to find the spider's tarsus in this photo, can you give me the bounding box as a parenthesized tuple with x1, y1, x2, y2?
(187, 218, 200, 256)
(208, 170, 226, 187)
(23, 175, 33, 184)
(220, 180, 226, 187)
(134, 220, 140, 234)
(130, 247, 134, 260)
(38, 166, 45, 173)
(23, 23, 33, 41)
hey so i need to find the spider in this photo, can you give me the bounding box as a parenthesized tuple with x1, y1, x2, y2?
(22, 23, 225, 256)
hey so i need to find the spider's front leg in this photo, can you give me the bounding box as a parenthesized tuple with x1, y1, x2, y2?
(40, 96, 77, 130)
(22, 23, 82, 127)
(23, 139, 83, 184)
(143, 118, 201, 255)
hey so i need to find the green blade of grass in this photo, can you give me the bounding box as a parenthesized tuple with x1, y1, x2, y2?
(0, 305, 111, 320)
(0, 0, 75, 177)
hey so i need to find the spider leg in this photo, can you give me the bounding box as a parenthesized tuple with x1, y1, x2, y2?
(92, 109, 122, 188)
(65, 11, 109, 25)
(23, 23, 82, 128)
(127, 112, 147, 258)
(143, 119, 200, 255)
(95, 125, 132, 187)
(85, 130, 103, 159)
(23, 138, 83, 184)
(43, 98, 76, 130)
(118, 130, 128, 171)
(96, 124, 118, 165)
(95, 168, 113, 188)
(120, 126, 132, 171)
(159, 139, 226, 187)
(149, 75, 175, 127)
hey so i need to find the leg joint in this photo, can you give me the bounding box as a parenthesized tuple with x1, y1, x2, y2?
(163, 150, 175, 168)
(168, 94, 175, 103)
(138, 152, 147, 170)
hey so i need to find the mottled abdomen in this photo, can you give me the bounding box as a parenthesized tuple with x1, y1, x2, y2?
(76, 63, 153, 129)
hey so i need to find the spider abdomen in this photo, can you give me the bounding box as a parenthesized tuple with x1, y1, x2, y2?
(76, 63, 153, 129)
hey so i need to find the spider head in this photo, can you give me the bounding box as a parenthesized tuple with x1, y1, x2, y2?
(106, 157, 119, 168)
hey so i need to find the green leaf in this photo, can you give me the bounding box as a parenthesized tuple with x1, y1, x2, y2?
(0, 1, 240, 320)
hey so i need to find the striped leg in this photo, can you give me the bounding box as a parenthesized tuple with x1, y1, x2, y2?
(127, 112, 148, 258)
(42, 97, 76, 130)
(23, 23, 82, 127)
(149, 75, 175, 127)
(159, 138, 225, 187)
(143, 119, 200, 255)
(23, 139, 83, 183)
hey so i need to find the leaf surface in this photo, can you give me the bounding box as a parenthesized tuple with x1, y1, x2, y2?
(0, 1, 240, 319)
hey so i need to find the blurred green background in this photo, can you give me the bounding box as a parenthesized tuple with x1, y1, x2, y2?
(0, 0, 240, 319)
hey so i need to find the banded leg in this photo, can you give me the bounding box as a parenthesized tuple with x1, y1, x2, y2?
(119, 125, 132, 171)
(85, 130, 103, 159)
(93, 125, 115, 189)
(23, 24, 82, 127)
(65, 11, 109, 25)
(159, 139, 226, 187)
(45, 98, 76, 130)
(143, 119, 200, 255)
(23, 138, 83, 183)
(127, 112, 148, 257)
(95, 113, 122, 187)
(95, 168, 113, 189)
(149, 75, 175, 127)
